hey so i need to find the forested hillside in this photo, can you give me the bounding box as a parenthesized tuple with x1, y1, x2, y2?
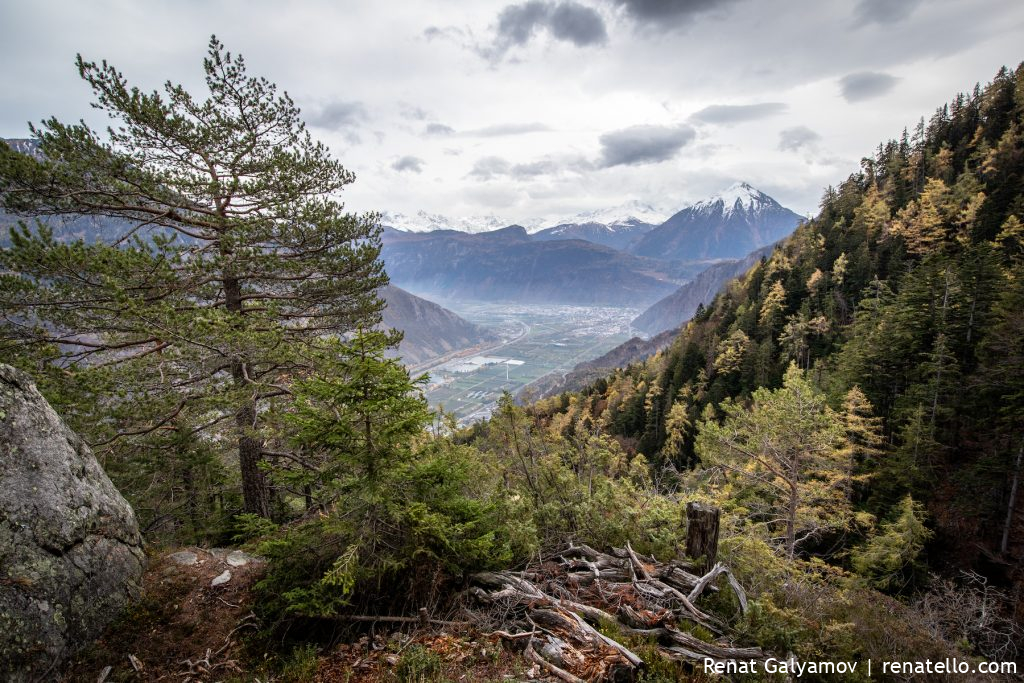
(533, 63, 1024, 584)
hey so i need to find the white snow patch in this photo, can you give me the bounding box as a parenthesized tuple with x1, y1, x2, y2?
(381, 211, 518, 234)
(536, 200, 670, 231)
(691, 182, 776, 217)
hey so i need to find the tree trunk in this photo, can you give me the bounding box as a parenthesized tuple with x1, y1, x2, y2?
(685, 502, 720, 573)
(223, 270, 272, 518)
(786, 484, 798, 560)
(237, 398, 271, 517)
(1001, 442, 1023, 555)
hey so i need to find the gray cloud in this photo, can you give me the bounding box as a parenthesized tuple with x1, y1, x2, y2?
(391, 155, 425, 173)
(487, 1, 607, 60)
(609, 0, 739, 28)
(839, 71, 899, 102)
(511, 158, 560, 177)
(598, 124, 696, 167)
(498, 1, 550, 47)
(425, 122, 456, 136)
(306, 100, 367, 130)
(426, 121, 551, 137)
(690, 102, 787, 125)
(778, 126, 821, 152)
(423, 25, 468, 41)
(468, 156, 513, 180)
(399, 103, 430, 121)
(468, 155, 562, 180)
(852, 0, 922, 26)
(548, 2, 610, 46)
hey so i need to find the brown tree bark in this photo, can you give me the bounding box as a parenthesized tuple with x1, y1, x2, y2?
(1002, 442, 1023, 555)
(685, 502, 720, 573)
(224, 270, 271, 518)
(236, 398, 270, 518)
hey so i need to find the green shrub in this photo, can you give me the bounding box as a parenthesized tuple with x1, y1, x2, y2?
(396, 645, 443, 682)
(279, 643, 319, 683)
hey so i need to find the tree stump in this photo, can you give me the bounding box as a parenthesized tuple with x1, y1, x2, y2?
(686, 503, 720, 574)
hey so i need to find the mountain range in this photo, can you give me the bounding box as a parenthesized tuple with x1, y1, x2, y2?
(380, 225, 688, 307)
(380, 183, 802, 309)
(381, 200, 669, 236)
(531, 219, 658, 252)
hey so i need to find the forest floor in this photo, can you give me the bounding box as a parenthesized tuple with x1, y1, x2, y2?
(58, 548, 538, 682)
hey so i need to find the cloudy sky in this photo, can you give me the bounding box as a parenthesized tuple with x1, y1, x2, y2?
(2, 0, 1022, 223)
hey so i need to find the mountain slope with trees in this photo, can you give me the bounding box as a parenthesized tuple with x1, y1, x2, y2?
(380, 285, 496, 365)
(632, 242, 778, 335)
(537, 63, 1024, 591)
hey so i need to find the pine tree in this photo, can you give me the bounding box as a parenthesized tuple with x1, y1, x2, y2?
(839, 387, 885, 501)
(0, 37, 387, 517)
(852, 495, 931, 591)
(696, 364, 849, 558)
(891, 178, 951, 255)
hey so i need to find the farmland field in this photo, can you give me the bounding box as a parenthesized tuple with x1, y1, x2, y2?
(415, 302, 641, 424)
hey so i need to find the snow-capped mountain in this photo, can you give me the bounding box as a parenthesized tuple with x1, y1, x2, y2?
(629, 182, 803, 262)
(380, 211, 514, 234)
(381, 200, 669, 238)
(690, 182, 780, 218)
(381, 183, 802, 263)
(535, 200, 670, 232)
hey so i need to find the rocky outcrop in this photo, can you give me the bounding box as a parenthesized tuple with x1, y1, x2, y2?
(0, 364, 145, 680)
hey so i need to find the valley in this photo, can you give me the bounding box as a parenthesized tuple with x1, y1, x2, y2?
(414, 302, 641, 424)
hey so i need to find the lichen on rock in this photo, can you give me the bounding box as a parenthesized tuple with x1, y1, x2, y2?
(0, 364, 145, 680)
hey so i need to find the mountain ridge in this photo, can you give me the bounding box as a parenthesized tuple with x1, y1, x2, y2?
(631, 242, 778, 335)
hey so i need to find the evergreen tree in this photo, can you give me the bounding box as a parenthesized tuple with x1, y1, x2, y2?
(696, 364, 849, 559)
(252, 329, 519, 616)
(0, 37, 387, 517)
(851, 495, 931, 592)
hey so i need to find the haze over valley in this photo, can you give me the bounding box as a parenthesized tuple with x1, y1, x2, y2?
(376, 182, 805, 419)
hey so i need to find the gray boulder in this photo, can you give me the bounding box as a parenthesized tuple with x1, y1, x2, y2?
(0, 364, 145, 680)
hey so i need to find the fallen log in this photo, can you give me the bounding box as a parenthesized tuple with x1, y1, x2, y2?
(471, 545, 768, 680)
(687, 563, 749, 615)
(525, 638, 586, 683)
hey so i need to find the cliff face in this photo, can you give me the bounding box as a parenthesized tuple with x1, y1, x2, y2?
(0, 364, 145, 680)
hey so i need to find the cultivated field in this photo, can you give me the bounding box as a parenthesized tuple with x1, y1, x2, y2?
(419, 302, 640, 424)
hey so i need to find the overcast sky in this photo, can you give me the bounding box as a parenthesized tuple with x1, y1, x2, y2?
(2, 0, 1022, 222)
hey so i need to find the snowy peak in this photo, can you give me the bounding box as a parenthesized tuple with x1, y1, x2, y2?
(691, 182, 780, 218)
(629, 183, 803, 262)
(538, 200, 669, 232)
(381, 211, 513, 234)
